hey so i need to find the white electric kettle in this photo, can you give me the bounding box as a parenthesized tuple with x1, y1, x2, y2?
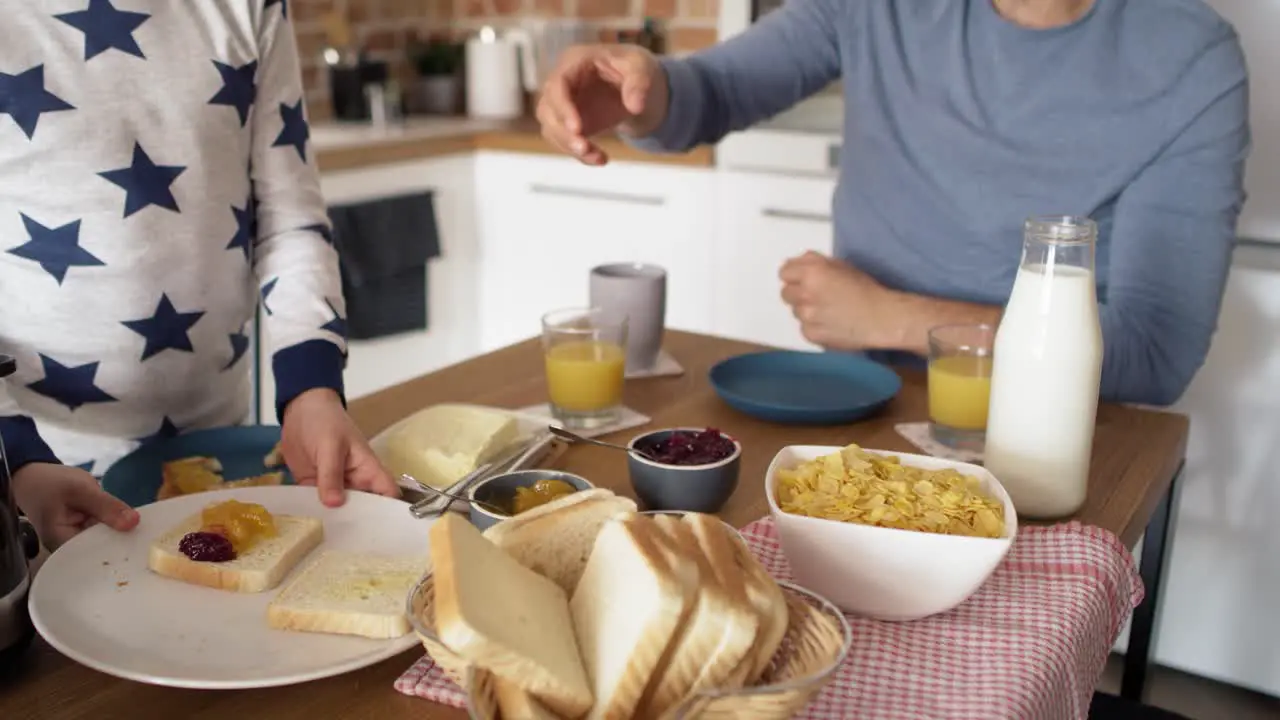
(465, 26, 539, 120)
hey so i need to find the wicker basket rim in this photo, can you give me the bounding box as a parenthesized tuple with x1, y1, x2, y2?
(406, 575, 853, 702)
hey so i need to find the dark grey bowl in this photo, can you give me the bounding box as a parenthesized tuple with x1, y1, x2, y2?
(626, 428, 741, 513)
(466, 469, 595, 531)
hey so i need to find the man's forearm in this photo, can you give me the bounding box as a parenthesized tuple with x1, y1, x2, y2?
(875, 290, 1003, 356)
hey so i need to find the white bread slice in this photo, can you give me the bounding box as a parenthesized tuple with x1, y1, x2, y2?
(570, 514, 688, 720)
(267, 550, 428, 639)
(722, 527, 789, 686)
(493, 676, 561, 720)
(147, 513, 323, 593)
(633, 514, 724, 718)
(483, 489, 637, 596)
(681, 514, 761, 695)
(431, 514, 593, 719)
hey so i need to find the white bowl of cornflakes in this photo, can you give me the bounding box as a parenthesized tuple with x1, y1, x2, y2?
(766, 444, 1017, 621)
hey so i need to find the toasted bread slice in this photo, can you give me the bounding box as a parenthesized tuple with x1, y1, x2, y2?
(264, 441, 284, 468)
(723, 527, 789, 686)
(267, 550, 427, 639)
(147, 512, 323, 593)
(224, 471, 285, 490)
(634, 514, 724, 718)
(159, 456, 224, 499)
(493, 677, 561, 720)
(571, 513, 689, 720)
(681, 514, 761, 695)
(431, 514, 593, 719)
(483, 488, 637, 596)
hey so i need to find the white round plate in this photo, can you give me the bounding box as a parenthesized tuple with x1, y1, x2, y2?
(29, 485, 433, 689)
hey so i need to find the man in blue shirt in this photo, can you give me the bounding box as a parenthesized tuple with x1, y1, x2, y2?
(536, 0, 1250, 407)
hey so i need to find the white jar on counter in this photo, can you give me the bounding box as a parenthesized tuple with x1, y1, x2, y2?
(984, 215, 1103, 519)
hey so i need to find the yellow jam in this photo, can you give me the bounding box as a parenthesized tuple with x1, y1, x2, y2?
(200, 500, 278, 554)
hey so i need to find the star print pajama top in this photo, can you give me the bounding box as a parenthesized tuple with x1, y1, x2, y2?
(0, 0, 347, 476)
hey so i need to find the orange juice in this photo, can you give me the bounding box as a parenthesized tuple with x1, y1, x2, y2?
(544, 340, 626, 412)
(927, 355, 992, 431)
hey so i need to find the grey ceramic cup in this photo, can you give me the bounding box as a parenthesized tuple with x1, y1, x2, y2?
(626, 428, 741, 513)
(466, 469, 595, 531)
(589, 263, 667, 372)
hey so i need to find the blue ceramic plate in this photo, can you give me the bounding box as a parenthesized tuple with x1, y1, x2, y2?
(101, 426, 292, 508)
(709, 351, 902, 425)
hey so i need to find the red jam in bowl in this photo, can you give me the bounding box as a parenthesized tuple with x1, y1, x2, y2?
(636, 428, 736, 466)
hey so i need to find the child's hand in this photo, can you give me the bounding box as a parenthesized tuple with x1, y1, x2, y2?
(279, 388, 400, 507)
(12, 463, 140, 551)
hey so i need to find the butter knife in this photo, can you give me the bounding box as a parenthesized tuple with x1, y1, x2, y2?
(406, 431, 550, 518)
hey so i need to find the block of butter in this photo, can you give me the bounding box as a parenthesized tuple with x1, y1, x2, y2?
(381, 404, 520, 489)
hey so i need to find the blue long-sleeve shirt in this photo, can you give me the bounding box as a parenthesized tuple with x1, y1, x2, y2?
(640, 0, 1250, 406)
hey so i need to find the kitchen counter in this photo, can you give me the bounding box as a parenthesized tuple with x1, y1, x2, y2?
(313, 117, 715, 172)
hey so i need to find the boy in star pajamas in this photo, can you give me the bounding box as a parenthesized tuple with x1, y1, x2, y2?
(0, 0, 397, 549)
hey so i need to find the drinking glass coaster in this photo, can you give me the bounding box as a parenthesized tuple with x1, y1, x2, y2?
(515, 404, 652, 439)
(625, 350, 684, 380)
(895, 422, 984, 464)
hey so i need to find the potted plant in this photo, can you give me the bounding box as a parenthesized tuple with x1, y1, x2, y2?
(409, 36, 465, 116)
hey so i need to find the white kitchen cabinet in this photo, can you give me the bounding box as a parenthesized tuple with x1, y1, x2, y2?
(473, 151, 716, 353)
(711, 170, 836, 350)
(256, 155, 482, 422)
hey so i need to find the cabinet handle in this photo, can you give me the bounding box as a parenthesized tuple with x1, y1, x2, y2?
(761, 208, 832, 223)
(529, 183, 665, 206)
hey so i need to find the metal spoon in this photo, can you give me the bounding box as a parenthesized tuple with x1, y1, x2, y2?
(548, 425, 658, 461)
(407, 476, 509, 516)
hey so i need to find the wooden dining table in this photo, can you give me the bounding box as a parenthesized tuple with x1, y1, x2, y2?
(0, 331, 1188, 719)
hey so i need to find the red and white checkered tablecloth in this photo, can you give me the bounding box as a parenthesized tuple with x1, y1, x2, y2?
(395, 516, 1143, 720)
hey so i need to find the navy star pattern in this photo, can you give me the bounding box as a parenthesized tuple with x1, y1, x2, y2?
(56, 0, 151, 61)
(321, 298, 347, 339)
(225, 329, 250, 370)
(273, 100, 309, 162)
(261, 277, 278, 315)
(227, 203, 253, 260)
(136, 416, 180, 445)
(100, 143, 186, 217)
(74, 460, 96, 474)
(122, 294, 205, 361)
(0, 65, 74, 139)
(8, 214, 104, 285)
(27, 354, 117, 411)
(265, 0, 288, 18)
(208, 60, 257, 126)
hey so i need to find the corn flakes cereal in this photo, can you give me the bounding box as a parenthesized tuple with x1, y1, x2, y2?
(775, 444, 1005, 538)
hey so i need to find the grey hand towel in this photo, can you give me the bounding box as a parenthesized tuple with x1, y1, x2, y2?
(327, 191, 442, 340)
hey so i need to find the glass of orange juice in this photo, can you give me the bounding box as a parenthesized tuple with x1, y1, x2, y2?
(927, 324, 995, 452)
(542, 307, 629, 430)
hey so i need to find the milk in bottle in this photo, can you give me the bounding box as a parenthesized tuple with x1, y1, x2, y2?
(983, 216, 1104, 519)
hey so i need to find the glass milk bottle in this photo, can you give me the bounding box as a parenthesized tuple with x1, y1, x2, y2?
(984, 216, 1103, 519)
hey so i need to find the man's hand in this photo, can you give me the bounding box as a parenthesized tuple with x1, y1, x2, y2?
(280, 388, 399, 507)
(536, 44, 668, 166)
(779, 251, 903, 351)
(12, 463, 139, 551)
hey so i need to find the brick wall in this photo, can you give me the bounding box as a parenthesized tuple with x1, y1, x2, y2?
(292, 0, 720, 120)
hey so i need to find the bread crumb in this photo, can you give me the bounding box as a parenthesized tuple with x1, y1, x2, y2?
(116, 581, 128, 588)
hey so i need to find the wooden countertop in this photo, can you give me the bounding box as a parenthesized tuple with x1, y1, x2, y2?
(314, 117, 714, 173)
(1, 331, 1188, 719)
